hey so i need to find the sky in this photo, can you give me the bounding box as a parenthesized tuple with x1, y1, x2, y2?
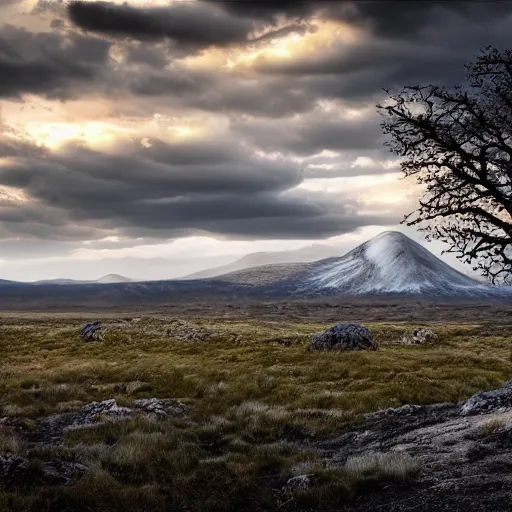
(1, 0, 511, 282)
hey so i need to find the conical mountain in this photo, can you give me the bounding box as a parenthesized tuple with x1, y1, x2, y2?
(301, 231, 479, 295)
(211, 231, 495, 297)
(96, 274, 133, 284)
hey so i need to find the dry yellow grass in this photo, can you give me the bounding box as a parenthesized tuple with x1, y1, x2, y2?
(0, 315, 511, 511)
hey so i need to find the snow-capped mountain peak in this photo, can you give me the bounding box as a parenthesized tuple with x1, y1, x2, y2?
(303, 231, 481, 295)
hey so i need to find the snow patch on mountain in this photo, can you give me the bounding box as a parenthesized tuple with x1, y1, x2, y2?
(303, 231, 489, 296)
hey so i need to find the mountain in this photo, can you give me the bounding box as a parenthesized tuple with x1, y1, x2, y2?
(209, 231, 496, 297)
(181, 244, 342, 280)
(300, 231, 482, 295)
(34, 279, 89, 285)
(96, 274, 133, 284)
(0, 231, 508, 309)
(34, 274, 133, 285)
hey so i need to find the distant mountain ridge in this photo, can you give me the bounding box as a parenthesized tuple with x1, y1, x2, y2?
(0, 231, 508, 308)
(96, 274, 133, 284)
(181, 244, 342, 280)
(34, 274, 133, 285)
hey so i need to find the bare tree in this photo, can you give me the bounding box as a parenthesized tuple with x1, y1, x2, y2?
(378, 46, 512, 284)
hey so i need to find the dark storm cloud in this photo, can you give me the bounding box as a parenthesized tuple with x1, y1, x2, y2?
(250, 8, 512, 102)
(83, 0, 512, 121)
(113, 67, 313, 118)
(3, 0, 512, 246)
(68, 1, 251, 45)
(189, 76, 313, 118)
(0, 25, 111, 98)
(0, 199, 101, 241)
(105, 190, 395, 241)
(250, 42, 468, 106)
(323, 1, 512, 40)
(201, 0, 315, 21)
(0, 132, 397, 240)
(234, 110, 384, 156)
(252, 39, 452, 77)
(4, 0, 511, 111)
(201, 0, 512, 42)
(67, 1, 307, 51)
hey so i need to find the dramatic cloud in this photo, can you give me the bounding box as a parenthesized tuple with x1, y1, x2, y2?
(67, 1, 307, 51)
(233, 106, 384, 156)
(0, 130, 398, 241)
(201, 0, 315, 22)
(0, 0, 511, 279)
(323, 1, 512, 40)
(0, 24, 111, 99)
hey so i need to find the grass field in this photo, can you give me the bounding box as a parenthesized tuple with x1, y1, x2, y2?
(1, 313, 512, 511)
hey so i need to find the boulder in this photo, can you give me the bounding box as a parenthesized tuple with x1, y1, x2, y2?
(461, 379, 512, 416)
(80, 321, 103, 342)
(310, 324, 377, 351)
(42, 460, 88, 484)
(78, 398, 132, 422)
(282, 474, 312, 494)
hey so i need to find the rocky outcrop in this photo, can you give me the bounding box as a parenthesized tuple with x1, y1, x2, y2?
(42, 460, 88, 485)
(80, 321, 103, 342)
(1, 397, 189, 489)
(27, 398, 187, 446)
(396, 328, 439, 345)
(312, 380, 512, 511)
(282, 474, 312, 494)
(133, 398, 187, 419)
(310, 324, 378, 351)
(0, 454, 87, 486)
(4, 380, 512, 509)
(461, 379, 512, 416)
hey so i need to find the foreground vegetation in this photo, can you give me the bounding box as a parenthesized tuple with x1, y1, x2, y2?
(1, 314, 512, 511)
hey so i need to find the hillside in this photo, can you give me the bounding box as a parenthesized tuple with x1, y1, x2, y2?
(181, 244, 341, 280)
(302, 231, 481, 295)
(34, 274, 133, 285)
(211, 231, 495, 298)
(0, 231, 508, 309)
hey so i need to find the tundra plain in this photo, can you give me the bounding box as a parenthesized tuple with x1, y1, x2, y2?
(1, 301, 512, 511)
